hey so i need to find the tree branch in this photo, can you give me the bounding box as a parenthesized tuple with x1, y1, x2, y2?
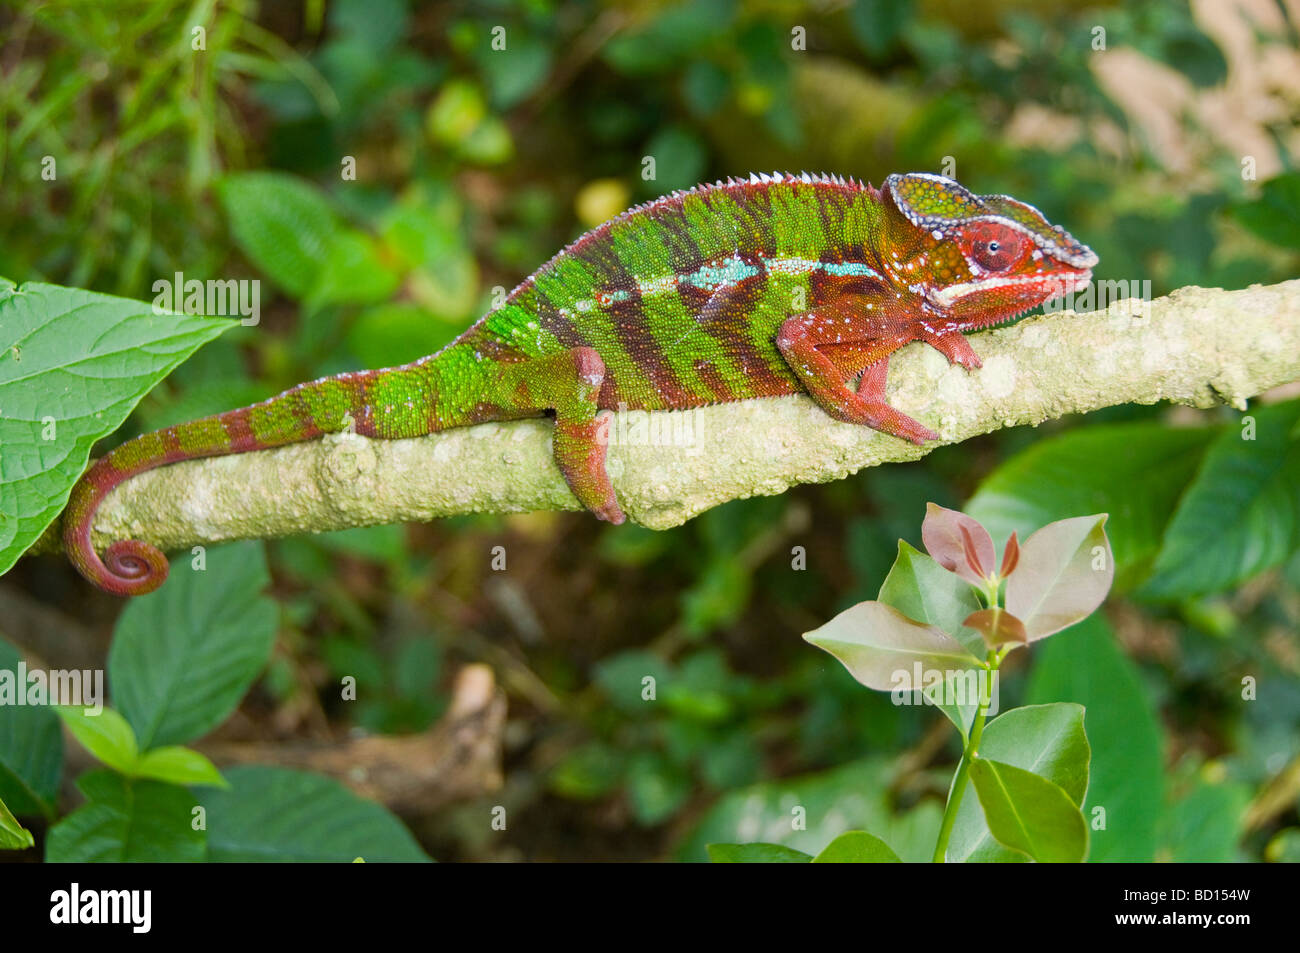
(40, 279, 1300, 555)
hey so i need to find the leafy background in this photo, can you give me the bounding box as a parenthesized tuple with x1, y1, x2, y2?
(1, 0, 1299, 861)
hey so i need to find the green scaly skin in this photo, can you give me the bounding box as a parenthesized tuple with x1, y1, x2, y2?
(65, 172, 1097, 595)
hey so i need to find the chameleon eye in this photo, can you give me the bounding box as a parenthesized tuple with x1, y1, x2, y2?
(960, 222, 1029, 273)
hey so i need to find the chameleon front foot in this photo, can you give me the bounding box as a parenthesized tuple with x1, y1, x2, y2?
(923, 328, 983, 371)
(777, 307, 940, 445)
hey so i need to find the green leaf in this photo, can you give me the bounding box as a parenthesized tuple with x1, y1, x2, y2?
(849, 0, 913, 58)
(457, 116, 514, 165)
(424, 79, 514, 165)
(548, 742, 625, 800)
(379, 196, 478, 319)
(601, 0, 723, 74)
(626, 752, 692, 826)
(426, 79, 488, 144)
(1265, 828, 1300, 862)
(812, 830, 902, 862)
(1026, 614, 1164, 861)
(681, 556, 750, 637)
(682, 61, 731, 117)
(1004, 515, 1114, 640)
(878, 540, 985, 656)
(0, 794, 34, 850)
(1158, 26, 1228, 88)
(876, 542, 988, 735)
(966, 423, 1215, 588)
(312, 523, 408, 562)
(1231, 172, 1300, 250)
(56, 706, 139, 774)
(478, 31, 551, 109)
(0, 281, 233, 576)
(308, 229, 402, 309)
(45, 770, 204, 862)
(133, 746, 227, 789)
(217, 172, 342, 298)
(676, 758, 924, 861)
(345, 303, 461, 369)
(199, 765, 430, 862)
(804, 600, 981, 692)
(948, 703, 1090, 862)
(663, 650, 738, 722)
(886, 800, 945, 862)
(1142, 400, 1300, 599)
(330, 0, 408, 54)
(593, 650, 674, 714)
(1157, 775, 1249, 862)
(697, 730, 762, 788)
(921, 670, 985, 741)
(642, 126, 706, 193)
(109, 540, 277, 748)
(707, 842, 812, 863)
(0, 636, 62, 816)
(970, 758, 1089, 862)
(139, 378, 267, 432)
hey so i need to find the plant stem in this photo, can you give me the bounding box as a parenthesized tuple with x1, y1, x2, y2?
(931, 655, 998, 863)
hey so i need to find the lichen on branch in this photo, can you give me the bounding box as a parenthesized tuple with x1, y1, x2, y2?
(36, 279, 1300, 556)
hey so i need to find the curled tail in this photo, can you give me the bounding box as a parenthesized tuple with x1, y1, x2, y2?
(64, 366, 420, 595)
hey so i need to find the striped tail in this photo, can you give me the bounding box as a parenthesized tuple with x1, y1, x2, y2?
(64, 367, 401, 595)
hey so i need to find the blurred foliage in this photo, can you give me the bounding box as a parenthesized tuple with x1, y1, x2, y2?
(3, 0, 1300, 861)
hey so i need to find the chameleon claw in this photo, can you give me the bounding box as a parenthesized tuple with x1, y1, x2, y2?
(909, 423, 942, 444)
(927, 331, 983, 371)
(592, 497, 626, 524)
(888, 416, 940, 445)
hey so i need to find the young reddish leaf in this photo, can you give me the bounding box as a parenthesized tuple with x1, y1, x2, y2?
(963, 608, 1028, 649)
(1000, 532, 1020, 578)
(803, 601, 981, 692)
(921, 503, 996, 585)
(959, 525, 989, 578)
(1005, 515, 1114, 641)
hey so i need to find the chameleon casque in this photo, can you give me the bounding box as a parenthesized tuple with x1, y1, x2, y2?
(65, 172, 1097, 595)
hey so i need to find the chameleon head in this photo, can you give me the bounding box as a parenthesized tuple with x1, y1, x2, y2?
(883, 172, 1098, 327)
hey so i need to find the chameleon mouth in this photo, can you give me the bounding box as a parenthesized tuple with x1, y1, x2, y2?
(931, 270, 1093, 309)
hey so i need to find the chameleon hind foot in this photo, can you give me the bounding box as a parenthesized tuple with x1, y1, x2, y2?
(500, 346, 625, 523)
(554, 409, 623, 524)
